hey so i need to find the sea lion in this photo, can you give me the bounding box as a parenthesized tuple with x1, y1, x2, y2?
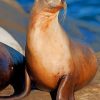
(0, 43, 31, 100)
(26, 0, 97, 100)
(0, 27, 30, 100)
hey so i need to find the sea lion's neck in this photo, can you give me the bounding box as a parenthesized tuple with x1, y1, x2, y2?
(27, 9, 70, 48)
(28, 9, 62, 34)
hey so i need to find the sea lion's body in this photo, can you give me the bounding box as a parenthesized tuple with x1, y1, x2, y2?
(0, 42, 25, 91)
(69, 41, 97, 91)
(0, 43, 14, 90)
(26, 1, 97, 98)
(26, 37, 97, 92)
(0, 29, 30, 100)
(26, 0, 97, 99)
(26, 18, 71, 90)
(0, 27, 25, 90)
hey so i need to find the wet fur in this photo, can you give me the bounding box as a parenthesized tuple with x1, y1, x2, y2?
(0, 43, 30, 100)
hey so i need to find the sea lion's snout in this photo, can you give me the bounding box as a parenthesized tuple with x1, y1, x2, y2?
(46, 0, 66, 10)
(35, 0, 66, 13)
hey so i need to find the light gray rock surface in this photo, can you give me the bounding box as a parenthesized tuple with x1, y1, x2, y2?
(0, 27, 24, 54)
(0, 0, 28, 50)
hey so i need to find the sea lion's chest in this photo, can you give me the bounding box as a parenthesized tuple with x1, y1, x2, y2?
(27, 30, 71, 90)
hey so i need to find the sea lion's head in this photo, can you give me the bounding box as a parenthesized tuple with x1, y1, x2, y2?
(35, 0, 66, 13)
(46, 0, 66, 9)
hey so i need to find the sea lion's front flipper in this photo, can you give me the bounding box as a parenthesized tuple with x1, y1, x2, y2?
(0, 69, 31, 100)
(56, 75, 75, 100)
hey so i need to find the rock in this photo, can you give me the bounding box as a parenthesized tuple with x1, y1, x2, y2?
(0, 27, 24, 54)
(75, 84, 100, 100)
(1, 0, 25, 14)
(0, 0, 28, 50)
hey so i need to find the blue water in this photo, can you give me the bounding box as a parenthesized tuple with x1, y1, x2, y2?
(17, 0, 100, 51)
(17, 0, 34, 13)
